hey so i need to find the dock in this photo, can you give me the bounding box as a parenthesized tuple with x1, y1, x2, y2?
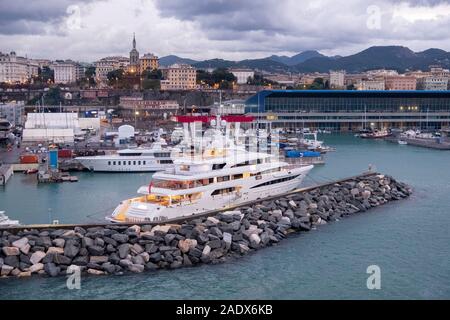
(0, 164, 13, 186)
(37, 170, 79, 183)
(385, 136, 450, 150)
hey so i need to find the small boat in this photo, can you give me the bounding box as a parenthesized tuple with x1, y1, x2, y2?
(299, 132, 324, 150)
(285, 150, 321, 158)
(24, 168, 38, 174)
(0, 211, 20, 226)
(360, 129, 391, 139)
(398, 140, 408, 145)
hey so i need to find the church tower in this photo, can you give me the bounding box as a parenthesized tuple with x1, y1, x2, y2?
(129, 33, 139, 72)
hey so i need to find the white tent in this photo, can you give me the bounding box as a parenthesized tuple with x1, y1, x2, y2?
(22, 128, 74, 143)
(25, 113, 79, 129)
(23, 112, 100, 143)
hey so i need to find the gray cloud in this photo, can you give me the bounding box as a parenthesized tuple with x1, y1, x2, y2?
(0, 0, 99, 35)
(1, 0, 450, 61)
(154, 0, 450, 54)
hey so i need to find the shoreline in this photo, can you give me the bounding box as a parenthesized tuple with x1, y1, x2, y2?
(0, 173, 412, 279)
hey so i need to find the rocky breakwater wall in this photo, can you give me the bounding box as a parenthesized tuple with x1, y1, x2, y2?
(0, 174, 412, 278)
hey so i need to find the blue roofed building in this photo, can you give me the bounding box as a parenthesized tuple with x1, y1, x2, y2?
(245, 90, 450, 131)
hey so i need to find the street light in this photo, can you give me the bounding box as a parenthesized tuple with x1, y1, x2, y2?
(135, 110, 139, 129)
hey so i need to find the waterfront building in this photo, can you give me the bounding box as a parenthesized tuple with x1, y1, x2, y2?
(0, 101, 25, 126)
(160, 64, 197, 90)
(95, 56, 129, 82)
(429, 66, 450, 78)
(344, 73, 365, 87)
(52, 61, 84, 84)
(230, 68, 254, 84)
(31, 59, 52, 69)
(0, 51, 39, 83)
(366, 69, 399, 77)
(385, 76, 417, 90)
(245, 90, 450, 131)
(139, 53, 159, 73)
(119, 96, 179, 117)
(264, 74, 300, 87)
(329, 70, 346, 89)
(210, 99, 246, 115)
(358, 79, 385, 91)
(298, 73, 329, 87)
(417, 76, 449, 91)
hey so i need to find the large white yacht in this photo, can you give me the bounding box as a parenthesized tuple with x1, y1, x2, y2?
(75, 142, 176, 172)
(108, 125, 313, 223)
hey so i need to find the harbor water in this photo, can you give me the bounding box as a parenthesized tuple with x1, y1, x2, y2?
(0, 134, 449, 299)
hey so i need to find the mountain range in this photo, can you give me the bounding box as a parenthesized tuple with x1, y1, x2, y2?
(159, 46, 450, 73)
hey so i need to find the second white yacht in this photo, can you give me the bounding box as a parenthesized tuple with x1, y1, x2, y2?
(76, 142, 176, 172)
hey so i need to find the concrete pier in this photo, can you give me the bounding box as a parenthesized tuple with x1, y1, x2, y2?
(0, 164, 13, 186)
(386, 136, 450, 150)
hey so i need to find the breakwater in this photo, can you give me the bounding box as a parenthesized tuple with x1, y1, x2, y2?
(0, 173, 411, 279)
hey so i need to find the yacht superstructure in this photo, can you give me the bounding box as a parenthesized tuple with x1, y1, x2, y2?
(109, 124, 313, 223)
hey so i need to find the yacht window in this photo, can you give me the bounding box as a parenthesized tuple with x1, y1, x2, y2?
(128, 161, 131, 165)
(217, 175, 230, 182)
(154, 152, 171, 158)
(113, 161, 116, 165)
(212, 187, 236, 196)
(250, 175, 300, 189)
(122, 153, 142, 156)
(143, 161, 146, 165)
(231, 161, 250, 168)
(257, 158, 263, 164)
(138, 161, 141, 165)
(108, 161, 111, 166)
(133, 161, 136, 165)
(212, 163, 226, 170)
(232, 173, 243, 180)
(118, 161, 121, 165)
(160, 159, 173, 164)
(180, 165, 189, 171)
(209, 178, 214, 183)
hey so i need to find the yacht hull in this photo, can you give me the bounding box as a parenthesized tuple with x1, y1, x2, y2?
(108, 165, 313, 223)
(76, 157, 173, 172)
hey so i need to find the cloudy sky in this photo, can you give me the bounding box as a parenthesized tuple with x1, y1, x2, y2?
(1, 0, 450, 62)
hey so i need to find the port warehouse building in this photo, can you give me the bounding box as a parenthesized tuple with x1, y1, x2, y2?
(245, 90, 450, 131)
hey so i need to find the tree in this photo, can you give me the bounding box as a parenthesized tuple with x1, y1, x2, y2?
(196, 68, 236, 89)
(140, 68, 162, 90)
(44, 87, 63, 105)
(247, 74, 276, 86)
(85, 66, 96, 79)
(308, 78, 327, 90)
(107, 69, 125, 88)
(37, 66, 54, 83)
(142, 68, 162, 80)
(78, 66, 96, 88)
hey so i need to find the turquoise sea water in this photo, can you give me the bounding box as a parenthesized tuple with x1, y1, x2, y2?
(0, 134, 449, 299)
